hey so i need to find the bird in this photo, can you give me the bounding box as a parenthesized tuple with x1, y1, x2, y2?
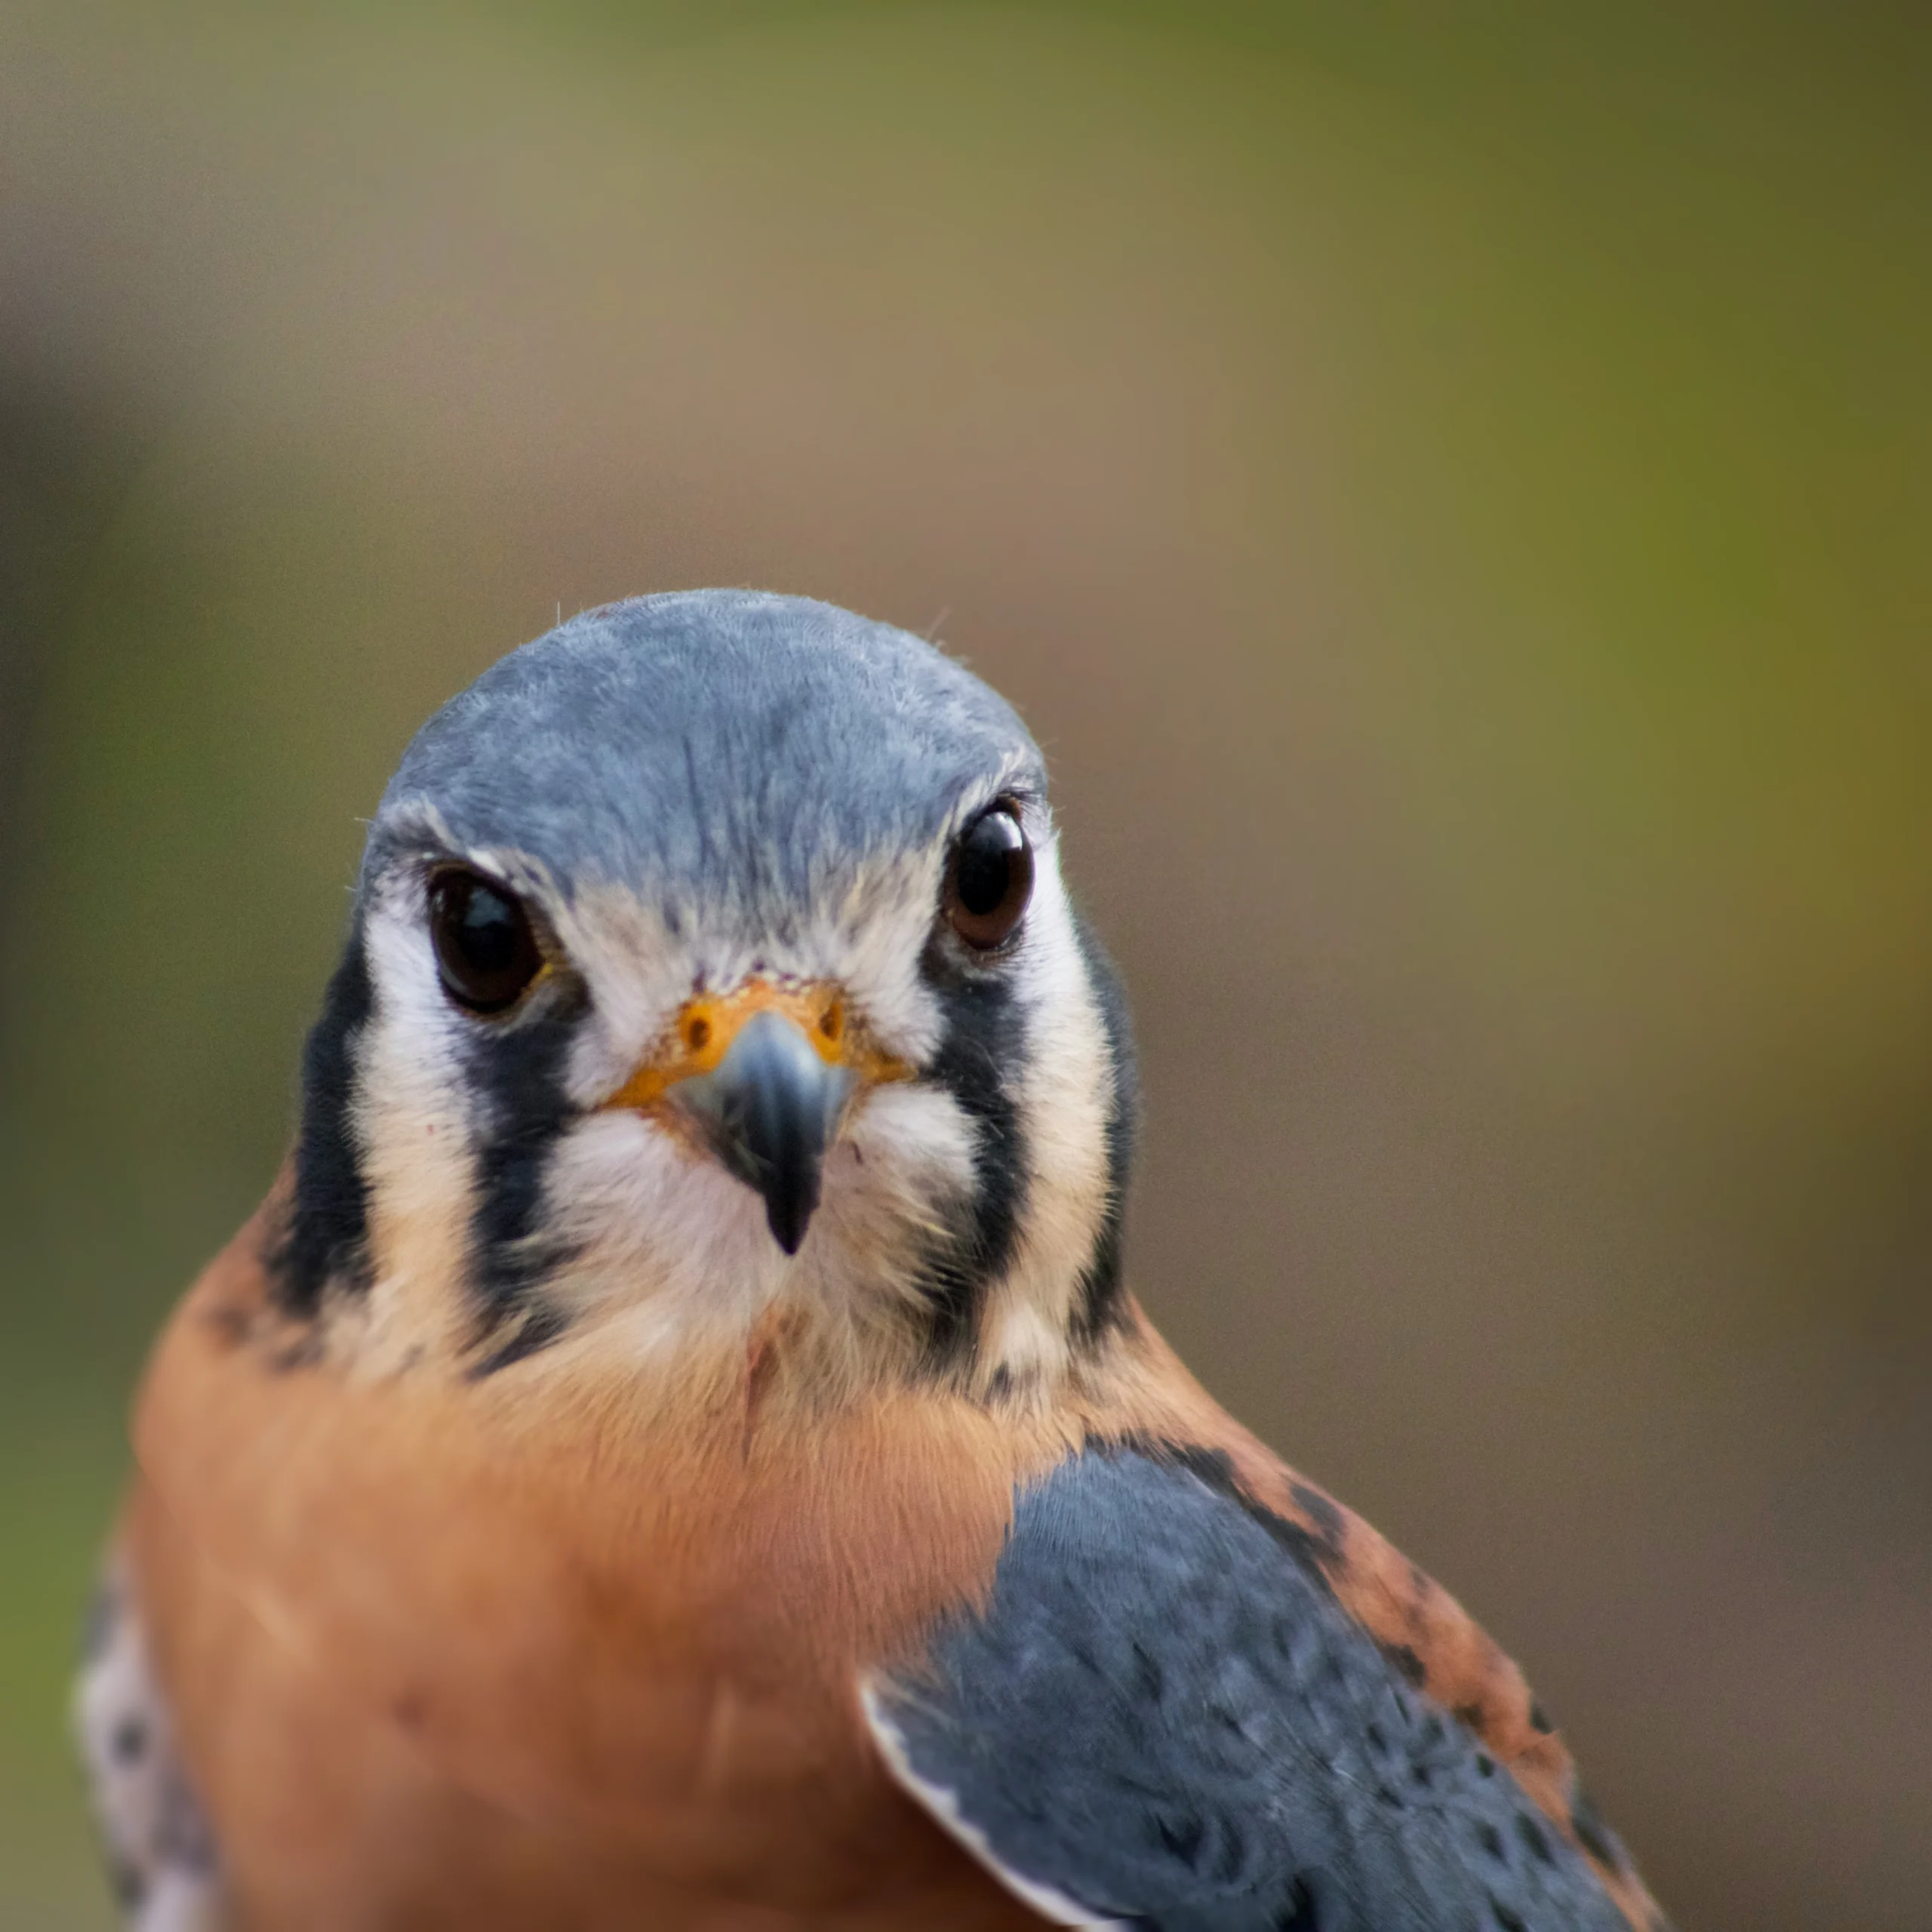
(77, 590, 1666, 1931)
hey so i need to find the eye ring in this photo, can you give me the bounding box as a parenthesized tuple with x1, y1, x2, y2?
(426, 867, 545, 1015)
(943, 801, 1034, 951)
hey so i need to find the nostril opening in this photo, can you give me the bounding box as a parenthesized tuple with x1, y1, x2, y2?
(686, 1016, 711, 1052)
(820, 1003, 843, 1042)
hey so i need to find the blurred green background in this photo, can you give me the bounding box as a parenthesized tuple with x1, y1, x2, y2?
(2, 3, 1929, 1926)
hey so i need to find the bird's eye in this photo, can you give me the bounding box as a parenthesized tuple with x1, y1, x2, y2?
(944, 803, 1033, 950)
(427, 869, 543, 1014)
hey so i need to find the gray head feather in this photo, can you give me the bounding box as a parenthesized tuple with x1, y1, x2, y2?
(367, 591, 1043, 915)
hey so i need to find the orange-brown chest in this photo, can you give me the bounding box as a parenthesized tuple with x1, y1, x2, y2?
(128, 1240, 1056, 1927)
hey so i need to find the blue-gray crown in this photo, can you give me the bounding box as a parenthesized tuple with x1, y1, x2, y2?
(368, 590, 1044, 908)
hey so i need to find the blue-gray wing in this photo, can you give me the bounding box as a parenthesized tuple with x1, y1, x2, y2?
(863, 1448, 1632, 1932)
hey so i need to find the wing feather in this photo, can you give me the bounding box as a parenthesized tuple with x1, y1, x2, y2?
(863, 1447, 1638, 1932)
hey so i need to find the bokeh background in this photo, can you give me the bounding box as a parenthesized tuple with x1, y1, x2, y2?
(3, 3, 1929, 1925)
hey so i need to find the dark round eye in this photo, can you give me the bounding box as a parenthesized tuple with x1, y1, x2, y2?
(944, 804, 1034, 950)
(427, 869, 543, 1014)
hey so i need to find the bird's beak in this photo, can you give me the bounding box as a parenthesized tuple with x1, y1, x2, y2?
(601, 981, 910, 1255)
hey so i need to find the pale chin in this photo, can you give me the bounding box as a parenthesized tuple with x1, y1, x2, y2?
(534, 1079, 980, 1338)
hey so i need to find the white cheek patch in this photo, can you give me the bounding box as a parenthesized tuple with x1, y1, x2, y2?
(348, 886, 490, 1364)
(977, 842, 1114, 1387)
(818, 1081, 981, 1289)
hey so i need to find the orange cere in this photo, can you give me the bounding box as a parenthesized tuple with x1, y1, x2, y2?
(601, 980, 913, 1113)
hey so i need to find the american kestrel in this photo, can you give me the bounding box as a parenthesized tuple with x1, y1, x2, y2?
(78, 592, 1665, 1930)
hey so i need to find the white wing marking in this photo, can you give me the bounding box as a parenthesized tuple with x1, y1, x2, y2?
(860, 1677, 1131, 1930)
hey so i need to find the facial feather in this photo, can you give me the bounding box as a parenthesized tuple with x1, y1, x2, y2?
(272, 593, 1132, 1403)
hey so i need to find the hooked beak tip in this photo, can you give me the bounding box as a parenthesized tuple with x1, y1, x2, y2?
(766, 1196, 813, 1257)
(672, 1008, 851, 1256)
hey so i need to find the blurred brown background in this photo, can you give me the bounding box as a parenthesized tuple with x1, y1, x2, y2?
(2, 4, 1928, 1926)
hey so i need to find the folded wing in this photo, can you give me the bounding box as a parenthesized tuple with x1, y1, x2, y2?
(865, 1447, 1639, 1932)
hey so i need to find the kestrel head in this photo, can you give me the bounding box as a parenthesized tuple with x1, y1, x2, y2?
(272, 591, 1134, 1397)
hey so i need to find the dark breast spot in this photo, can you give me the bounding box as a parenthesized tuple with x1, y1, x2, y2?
(468, 1301, 570, 1379)
(199, 1301, 254, 1350)
(266, 1329, 323, 1374)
